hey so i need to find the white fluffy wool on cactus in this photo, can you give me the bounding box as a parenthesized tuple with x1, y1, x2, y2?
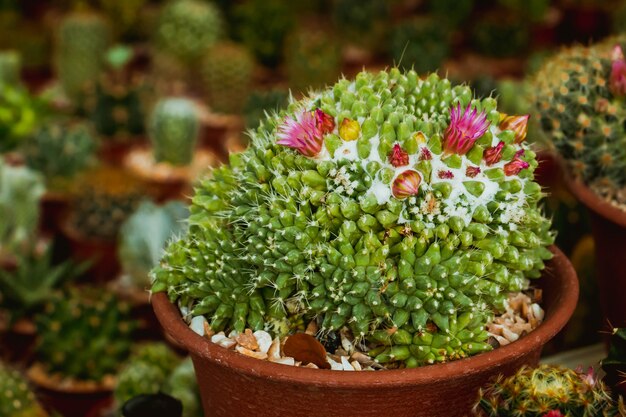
(152, 68, 554, 368)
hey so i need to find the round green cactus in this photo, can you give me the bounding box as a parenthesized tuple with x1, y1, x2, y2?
(532, 37, 626, 206)
(155, 0, 223, 62)
(148, 97, 199, 166)
(474, 364, 621, 417)
(0, 362, 47, 417)
(23, 121, 97, 182)
(152, 69, 553, 367)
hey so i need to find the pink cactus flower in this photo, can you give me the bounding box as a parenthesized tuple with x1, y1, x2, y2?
(484, 141, 505, 166)
(443, 103, 490, 155)
(277, 110, 324, 157)
(575, 366, 597, 386)
(388, 144, 410, 167)
(610, 45, 626, 96)
(438, 170, 454, 179)
(543, 410, 564, 417)
(499, 114, 530, 144)
(419, 147, 432, 161)
(392, 170, 421, 199)
(504, 154, 530, 176)
(466, 166, 481, 178)
(315, 109, 335, 134)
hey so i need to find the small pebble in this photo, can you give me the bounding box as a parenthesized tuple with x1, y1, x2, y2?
(190, 316, 207, 336)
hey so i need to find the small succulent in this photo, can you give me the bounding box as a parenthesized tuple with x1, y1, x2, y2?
(202, 41, 254, 115)
(244, 89, 289, 131)
(474, 364, 622, 416)
(0, 361, 47, 417)
(148, 97, 199, 166)
(0, 49, 20, 86)
(0, 84, 40, 153)
(155, 0, 223, 63)
(531, 37, 626, 205)
(69, 167, 144, 240)
(0, 244, 88, 322)
(602, 327, 626, 397)
(152, 69, 553, 367)
(0, 159, 44, 256)
(233, 0, 294, 67)
(22, 121, 97, 183)
(119, 200, 189, 288)
(35, 287, 135, 382)
(284, 26, 342, 94)
(114, 343, 181, 408)
(86, 45, 146, 139)
(389, 18, 451, 74)
(55, 10, 110, 101)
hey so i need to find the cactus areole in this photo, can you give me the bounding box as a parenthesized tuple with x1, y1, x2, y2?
(152, 69, 553, 367)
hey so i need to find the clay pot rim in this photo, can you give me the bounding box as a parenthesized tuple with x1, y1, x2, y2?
(27, 363, 115, 394)
(152, 246, 578, 389)
(559, 159, 626, 228)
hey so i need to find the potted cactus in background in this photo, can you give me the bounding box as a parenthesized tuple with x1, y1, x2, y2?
(60, 166, 145, 282)
(389, 18, 451, 75)
(0, 49, 21, 86)
(0, 159, 45, 263)
(151, 68, 578, 417)
(54, 8, 110, 103)
(124, 97, 218, 201)
(531, 37, 626, 329)
(0, 361, 48, 417)
(474, 364, 624, 416)
(29, 287, 136, 417)
(0, 83, 40, 154)
(22, 120, 98, 232)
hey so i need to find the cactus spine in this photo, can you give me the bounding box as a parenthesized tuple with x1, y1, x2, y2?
(148, 98, 199, 166)
(201, 42, 254, 115)
(152, 69, 553, 367)
(55, 11, 110, 100)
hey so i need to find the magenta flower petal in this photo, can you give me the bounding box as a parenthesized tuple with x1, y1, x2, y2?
(503, 155, 530, 176)
(542, 411, 564, 417)
(391, 170, 421, 199)
(438, 170, 454, 179)
(443, 103, 490, 155)
(611, 45, 626, 96)
(466, 166, 481, 178)
(277, 111, 324, 157)
(388, 144, 409, 167)
(484, 141, 505, 166)
(315, 109, 335, 134)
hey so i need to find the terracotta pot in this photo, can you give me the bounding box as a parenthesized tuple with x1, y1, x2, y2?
(0, 317, 37, 365)
(39, 191, 70, 234)
(59, 219, 120, 284)
(562, 171, 626, 329)
(152, 246, 578, 417)
(28, 365, 113, 417)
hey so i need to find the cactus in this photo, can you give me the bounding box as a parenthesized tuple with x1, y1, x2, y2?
(0, 362, 47, 417)
(35, 287, 135, 382)
(244, 89, 289, 130)
(115, 343, 181, 408)
(474, 364, 622, 416)
(332, 0, 388, 51)
(531, 37, 626, 205)
(233, 0, 294, 67)
(98, 0, 146, 40)
(0, 159, 44, 256)
(0, 49, 20, 86)
(23, 121, 97, 183)
(163, 358, 201, 417)
(148, 98, 199, 166)
(0, 84, 39, 152)
(119, 201, 189, 288)
(390, 18, 451, 74)
(0, 244, 87, 322)
(69, 167, 144, 240)
(284, 27, 341, 94)
(202, 42, 254, 115)
(87, 45, 146, 139)
(152, 68, 554, 367)
(471, 14, 529, 58)
(55, 11, 110, 101)
(602, 327, 626, 397)
(155, 0, 223, 62)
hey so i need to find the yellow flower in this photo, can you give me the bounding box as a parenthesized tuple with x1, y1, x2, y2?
(339, 118, 360, 141)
